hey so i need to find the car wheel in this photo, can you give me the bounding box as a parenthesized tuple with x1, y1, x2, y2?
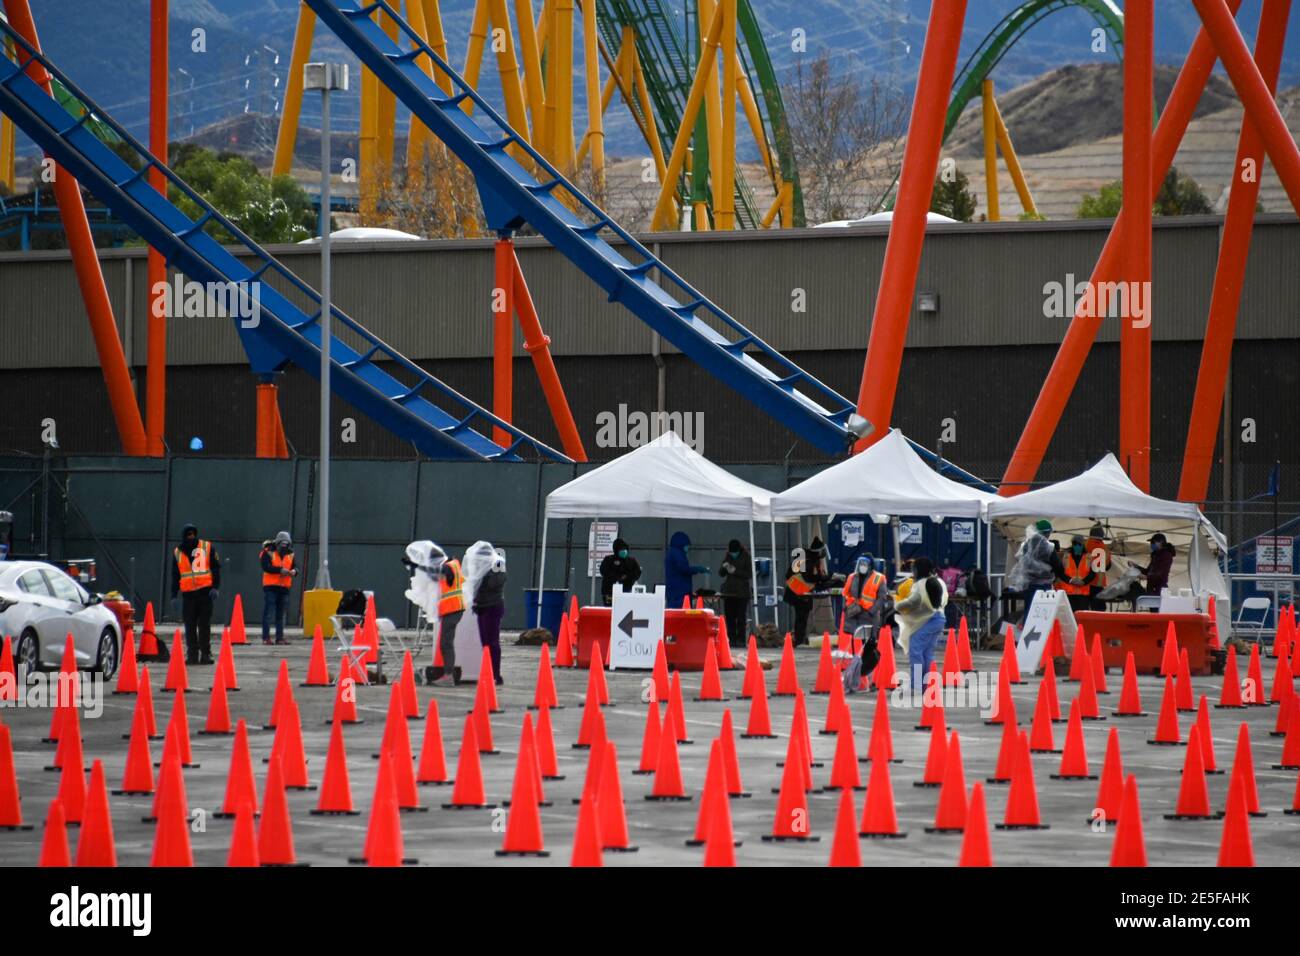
(94, 627, 119, 680)
(15, 630, 44, 681)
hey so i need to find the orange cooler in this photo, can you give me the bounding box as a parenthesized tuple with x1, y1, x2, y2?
(575, 607, 722, 671)
(1074, 611, 1215, 676)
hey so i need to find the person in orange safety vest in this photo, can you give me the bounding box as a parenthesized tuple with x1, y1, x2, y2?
(429, 553, 466, 685)
(1055, 534, 1098, 611)
(260, 530, 298, 646)
(842, 554, 887, 635)
(170, 522, 221, 666)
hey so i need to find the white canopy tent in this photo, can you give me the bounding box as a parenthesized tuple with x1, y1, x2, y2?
(538, 432, 793, 617)
(986, 454, 1229, 628)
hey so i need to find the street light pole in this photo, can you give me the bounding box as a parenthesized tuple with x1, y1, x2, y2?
(304, 62, 348, 591)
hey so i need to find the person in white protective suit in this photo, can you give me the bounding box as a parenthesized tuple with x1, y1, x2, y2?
(403, 541, 464, 683)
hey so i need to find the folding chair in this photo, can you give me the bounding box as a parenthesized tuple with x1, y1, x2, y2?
(1232, 596, 1271, 643)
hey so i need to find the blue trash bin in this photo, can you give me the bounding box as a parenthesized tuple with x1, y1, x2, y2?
(525, 588, 568, 636)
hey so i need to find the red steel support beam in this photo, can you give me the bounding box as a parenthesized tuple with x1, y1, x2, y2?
(853, 0, 967, 451)
(256, 381, 279, 459)
(146, 0, 168, 456)
(511, 250, 587, 462)
(999, 0, 1244, 495)
(1119, 0, 1152, 491)
(1192, 0, 1300, 216)
(1179, 0, 1291, 503)
(3, 0, 147, 455)
(492, 236, 515, 449)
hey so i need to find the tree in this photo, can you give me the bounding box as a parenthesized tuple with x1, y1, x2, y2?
(369, 143, 486, 238)
(167, 144, 316, 244)
(930, 167, 978, 222)
(1077, 165, 1212, 218)
(784, 53, 908, 223)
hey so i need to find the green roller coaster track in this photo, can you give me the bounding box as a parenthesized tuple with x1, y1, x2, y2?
(595, 0, 806, 227)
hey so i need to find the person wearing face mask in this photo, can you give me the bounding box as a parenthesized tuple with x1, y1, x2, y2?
(841, 553, 887, 636)
(784, 546, 830, 645)
(665, 530, 708, 609)
(170, 523, 221, 665)
(894, 557, 947, 698)
(473, 549, 508, 686)
(259, 530, 298, 646)
(1055, 534, 1097, 612)
(1005, 519, 1061, 627)
(717, 538, 752, 647)
(599, 538, 641, 606)
(1137, 533, 1176, 596)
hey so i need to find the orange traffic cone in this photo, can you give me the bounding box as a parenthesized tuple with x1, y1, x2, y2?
(113, 703, 155, 797)
(1164, 724, 1216, 820)
(716, 623, 735, 670)
(996, 732, 1048, 830)
(1089, 632, 1109, 694)
(958, 783, 993, 866)
(763, 733, 816, 842)
(1109, 775, 1147, 867)
(301, 625, 331, 687)
(774, 716, 814, 795)
(256, 757, 300, 867)
(597, 741, 636, 852)
(1068, 630, 1089, 683)
(1002, 631, 1023, 685)
(226, 802, 259, 867)
(873, 625, 900, 690)
(570, 794, 603, 867)
(1041, 655, 1063, 721)
(137, 602, 161, 660)
(813, 635, 834, 694)
(1176, 648, 1195, 712)
(0, 725, 32, 830)
(1274, 701, 1300, 770)
(1148, 675, 1183, 745)
(312, 719, 359, 816)
(703, 780, 739, 866)
(915, 662, 945, 731)
(695, 637, 727, 701)
(688, 740, 738, 847)
(266, 660, 293, 730)
(149, 752, 192, 866)
(555, 611, 575, 668)
(584, 641, 610, 707)
(1093, 726, 1125, 825)
(1216, 772, 1255, 866)
(1160, 621, 1180, 678)
(162, 632, 189, 694)
(741, 662, 775, 739)
(646, 707, 690, 801)
(417, 700, 452, 786)
(1051, 699, 1095, 780)
(1284, 768, 1300, 815)
(866, 681, 898, 763)
(987, 705, 1020, 784)
(1217, 644, 1245, 709)
(55, 707, 86, 824)
(497, 733, 548, 857)
(112, 632, 138, 696)
(1028, 678, 1059, 754)
(442, 717, 494, 809)
(126, 666, 161, 740)
(827, 709, 864, 791)
(44, 636, 78, 743)
(986, 663, 1015, 726)
(917, 712, 950, 792)
(1076, 651, 1104, 720)
(1114, 652, 1146, 717)
(633, 699, 662, 775)
(478, 646, 502, 712)
(573, 683, 606, 750)
(774, 634, 799, 696)
(40, 799, 71, 867)
(329, 661, 361, 726)
(821, 666, 849, 735)
(75, 760, 116, 867)
(1045, 619, 1066, 663)
(926, 732, 967, 834)
(199, 663, 233, 735)
(529, 643, 560, 710)
(668, 671, 691, 744)
(718, 708, 749, 797)
(0, 636, 15, 704)
(574, 717, 608, 808)
(740, 635, 761, 699)
(1270, 653, 1294, 706)
(398, 652, 419, 718)
(651, 639, 670, 703)
(1244, 644, 1266, 706)
(828, 788, 861, 866)
(507, 714, 548, 808)
(215, 720, 258, 819)
(268, 699, 312, 791)
(858, 742, 906, 839)
(217, 631, 239, 692)
(229, 593, 248, 645)
(1228, 723, 1264, 817)
(1194, 696, 1222, 774)
(942, 628, 963, 687)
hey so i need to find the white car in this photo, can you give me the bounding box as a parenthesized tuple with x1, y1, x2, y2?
(0, 560, 122, 680)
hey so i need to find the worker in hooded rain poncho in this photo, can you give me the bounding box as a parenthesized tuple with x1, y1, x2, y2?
(664, 530, 707, 609)
(1006, 519, 1061, 626)
(473, 549, 507, 686)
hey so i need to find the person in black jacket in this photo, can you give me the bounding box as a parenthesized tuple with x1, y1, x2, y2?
(599, 538, 641, 606)
(474, 549, 507, 685)
(1139, 534, 1176, 596)
(718, 539, 752, 646)
(169, 523, 221, 665)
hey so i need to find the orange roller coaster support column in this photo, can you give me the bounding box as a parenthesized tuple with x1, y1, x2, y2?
(999, 0, 1244, 496)
(1179, 0, 1291, 503)
(256, 381, 280, 459)
(493, 237, 515, 449)
(1192, 0, 1300, 215)
(146, 0, 168, 457)
(511, 249, 586, 461)
(853, 0, 966, 452)
(3, 0, 147, 455)
(1119, 0, 1152, 492)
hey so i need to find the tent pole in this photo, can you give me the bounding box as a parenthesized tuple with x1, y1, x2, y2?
(770, 519, 779, 632)
(748, 518, 758, 631)
(536, 516, 548, 623)
(589, 515, 598, 606)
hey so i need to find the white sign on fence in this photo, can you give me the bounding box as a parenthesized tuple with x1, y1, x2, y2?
(588, 521, 620, 577)
(1257, 535, 1295, 574)
(608, 584, 665, 670)
(1015, 588, 1077, 675)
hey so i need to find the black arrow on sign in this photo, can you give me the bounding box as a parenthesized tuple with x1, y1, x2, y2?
(618, 609, 649, 637)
